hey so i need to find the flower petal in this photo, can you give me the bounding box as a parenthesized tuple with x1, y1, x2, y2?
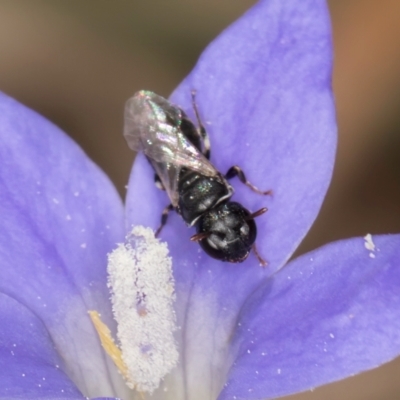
(0, 292, 83, 398)
(170, 0, 336, 274)
(0, 93, 127, 397)
(221, 235, 400, 399)
(126, 1, 334, 398)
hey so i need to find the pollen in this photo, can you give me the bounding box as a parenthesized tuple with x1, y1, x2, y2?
(364, 233, 376, 251)
(106, 225, 178, 393)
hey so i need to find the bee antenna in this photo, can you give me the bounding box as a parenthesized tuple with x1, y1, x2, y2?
(245, 207, 268, 221)
(190, 232, 211, 242)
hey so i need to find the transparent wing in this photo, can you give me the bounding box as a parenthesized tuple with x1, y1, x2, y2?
(124, 91, 218, 206)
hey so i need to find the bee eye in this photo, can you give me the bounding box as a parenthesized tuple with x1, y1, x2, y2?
(204, 235, 219, 250)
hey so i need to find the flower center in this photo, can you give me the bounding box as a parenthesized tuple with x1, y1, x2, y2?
(90, 226, 178, 394)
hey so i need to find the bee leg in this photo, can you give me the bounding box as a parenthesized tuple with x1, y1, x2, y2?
(154, 173, 165, 191)
(252, 244, 268, 267)
(191, 90, 211, 160)
(225, 166, 272, 195)
(155, 204, 174, 237)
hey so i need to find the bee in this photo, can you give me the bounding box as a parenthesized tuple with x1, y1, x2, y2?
(124, 90, 270, 265)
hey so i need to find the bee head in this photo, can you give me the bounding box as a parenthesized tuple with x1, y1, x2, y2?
(193, 201, 260, 263)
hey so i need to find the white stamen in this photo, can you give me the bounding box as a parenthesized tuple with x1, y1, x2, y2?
(107, 226, 178, 393)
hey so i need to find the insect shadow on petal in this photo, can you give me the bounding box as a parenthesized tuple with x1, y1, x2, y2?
(124, 90, 271, 266)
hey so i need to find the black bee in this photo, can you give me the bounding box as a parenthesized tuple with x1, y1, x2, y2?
(123, 90, 270, 265)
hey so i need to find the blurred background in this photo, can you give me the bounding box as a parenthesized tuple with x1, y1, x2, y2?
(0, 0, 399, 398)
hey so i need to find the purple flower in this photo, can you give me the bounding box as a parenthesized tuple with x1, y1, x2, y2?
(0, 0, 399, 399)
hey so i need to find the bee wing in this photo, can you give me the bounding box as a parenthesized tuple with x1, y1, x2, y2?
(124, 91, 218, 206)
